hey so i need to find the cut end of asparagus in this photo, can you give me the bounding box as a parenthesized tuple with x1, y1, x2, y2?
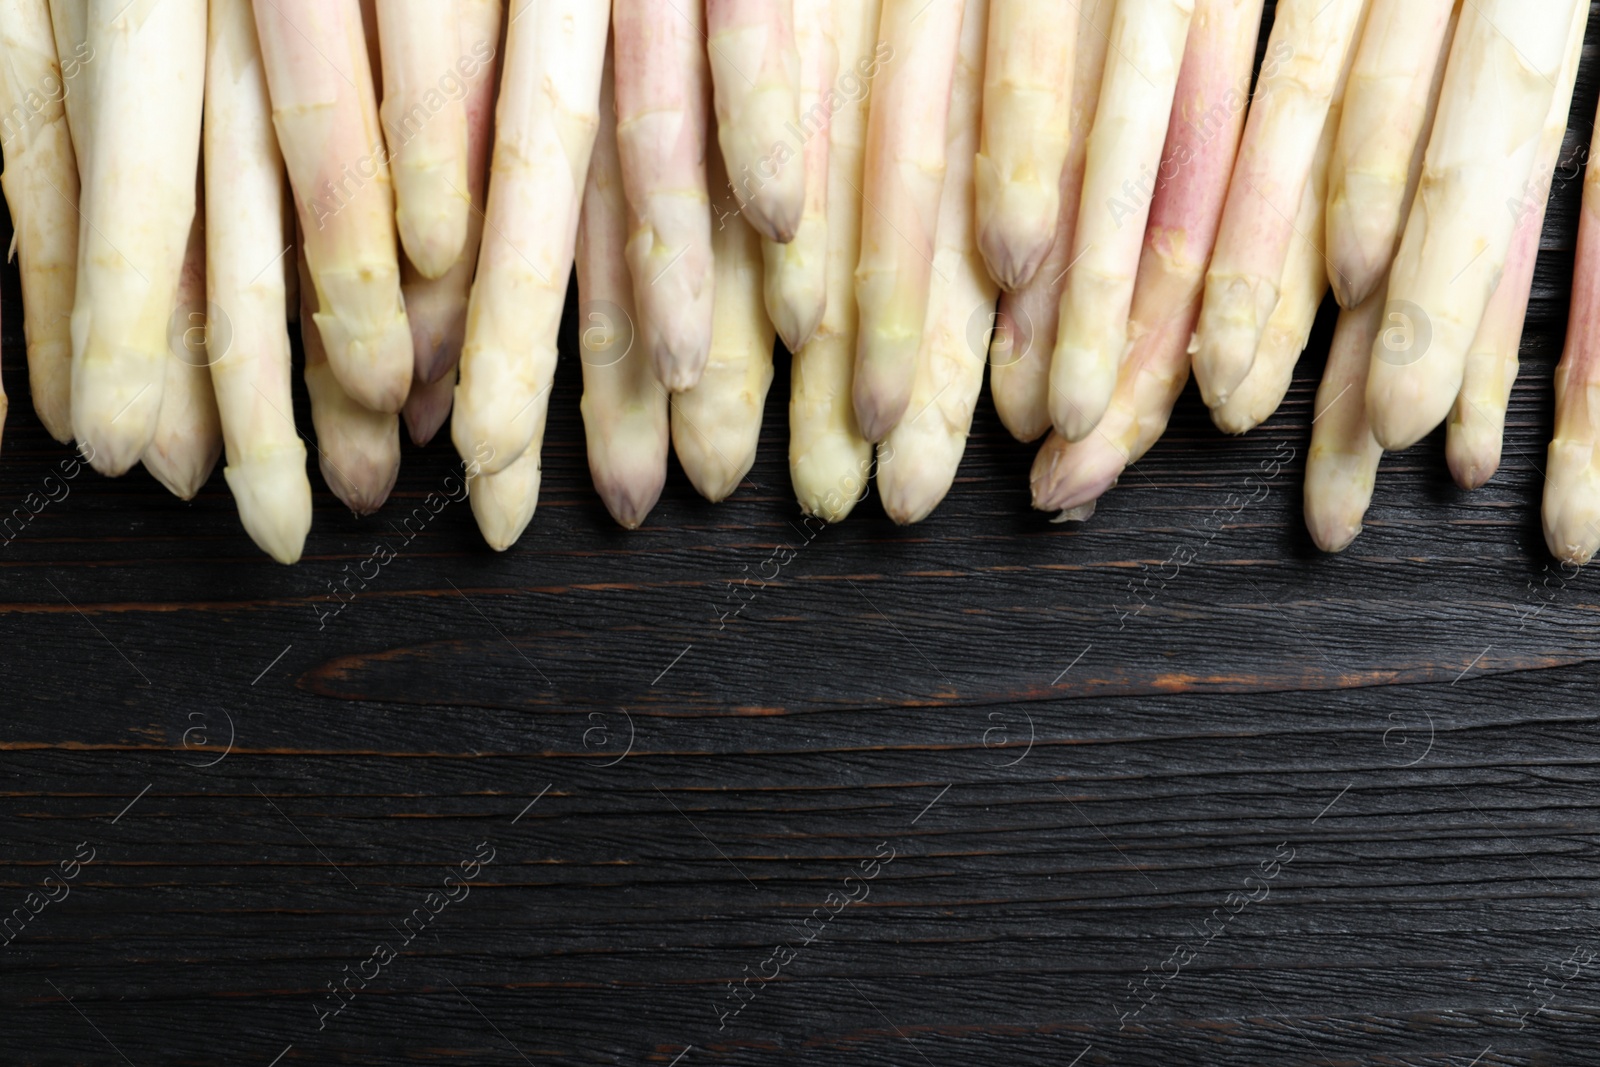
(469, 445, 541, 552)
(224, 445, 313, 565)
(403, 373, 455, 447)
(1543, 440, 1600, 565)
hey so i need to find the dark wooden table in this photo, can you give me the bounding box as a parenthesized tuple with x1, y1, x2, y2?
(8, 10, 1600, 1066)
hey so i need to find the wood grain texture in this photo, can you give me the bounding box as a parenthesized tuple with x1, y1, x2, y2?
(5, 4, 1600, 1064)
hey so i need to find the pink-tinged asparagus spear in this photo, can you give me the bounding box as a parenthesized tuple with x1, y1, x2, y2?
(1447, 1, 1586, 491)
(974, 0, 1075, 292)
(1323, 0, 1455, 310)
(1191, 0, 1366, 409)
(1211, 65, 1347, 437)
(877, 0, 991, 525)
(204, 0, 312, 564)
(1366, 0, 1581, 452)
(707, 0, 806, 244)
(761, 0, 835, 352)
(452, 0, 608, 491)
(787, 0, 882, 521)
(1304, 285, 1386, 552)
(670, 146, 776, 503)
(143, 177, 222, 500)
(1046, 0, 1194, 442)
(298, 245, 399, 516)
(613, 0, 715, 392)
(851, 0, 967, 443)
(1544, 86, 1600, 560)
(987, 0, 1114, 444)
(1029, 0, 1261, 515)
(398, 0, 501, 437)
(0, 0, 80, 444)
(254, 0, 414, 415)
(375, 0, 470, 280)
(70, 0, 206, 476)
(579, 48, 669, 529)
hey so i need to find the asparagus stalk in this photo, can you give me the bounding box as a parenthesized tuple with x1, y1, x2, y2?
(70, 0, 206, 476)
(787, 0, 881, 521)
(1306, 8, 1453, 551)
(877, 0, 992, 525)
(203, 0, 311, 564)
(1544, 71, 1600, 561)
(1211, 67, 1347, 436)
(375, 0, 470, 280)
(1047, 0, 1194, 442)
(298, 246, 399, 516)
(1191, 0, 1365, 409)
(451, 0, 608, 481)
(613, 0, 715, 392)
(579, 48, 669, 529)
(671, 145, 776, 503)
(45, 0, 89, 166)
(1366, 0, 1580, 452)
(0, 0, 79, 444)
(1029, 0, 1260, 515)
(1322, 0, 1455, 309)
(707, 0, 806, 244)
(760, 0, 835, 352)
(1447, 0, 1586, 491)
(143, 176, 222, 499)
(974, 0, 1075, 292)
(254, 0, 413, 415)
(400, 0, 502, 391)
(987, 0, 1115, 444)
(1304, 285, 1386, 552)
(850, 0, 967, 443)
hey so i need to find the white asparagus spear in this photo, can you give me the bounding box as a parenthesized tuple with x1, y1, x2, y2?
(787, 0, 881, 521)
(1211, 71, 1345, 436)
(298, 245, 399, 515)
(254, 0, 413, 415)
(451, 0, 608, 483)
(1046, 0, 1194, 442)
(204, 0, 311, 564)
(877, 0, 991, 525)
(613, 0, 715, 392)
(1447, 0, 1586, 490)
(850, 0, 967, 443)
(1323, 0, 1455, 309)
(671, 146, 776, 503)
(45, 0, 89, 164)
(579, 48, 669, 529)
(69, 0, 205, 476)
(707, 0, 806, 244)
(760, 0, 835, 352)
(1028, 0, 1261, 515)
(1366, 0, 1581, 452)
(1305, 284, 1386, 552)
(1191, 0, 1366, 409)
(0, 0, 79, 443)
(974, 0, 1075, 292)
(987, 0, 1115, 444)
(375, 0, 469, 280)
(1545, 143, 1600, 560)
(400, 0, 501, 388)
(143, 177, 222, 499)
(467, 435, 540, 551)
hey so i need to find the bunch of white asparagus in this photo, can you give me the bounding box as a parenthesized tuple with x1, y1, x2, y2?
(0, 0, 1593, 561)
